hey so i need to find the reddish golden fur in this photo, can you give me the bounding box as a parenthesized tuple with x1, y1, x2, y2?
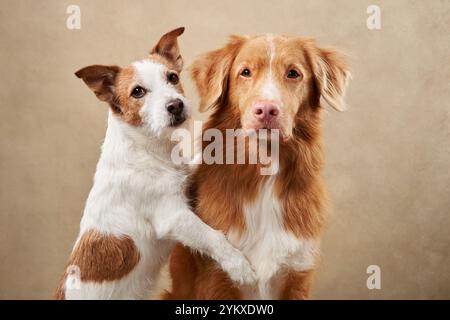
(167, 34, 349, 300)
(55, 230, 140, 299)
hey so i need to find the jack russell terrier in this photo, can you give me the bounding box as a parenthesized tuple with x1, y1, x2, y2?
(55, 27, 255, 299)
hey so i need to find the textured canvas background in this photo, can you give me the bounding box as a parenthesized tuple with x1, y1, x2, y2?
(0, 0, 449, 299)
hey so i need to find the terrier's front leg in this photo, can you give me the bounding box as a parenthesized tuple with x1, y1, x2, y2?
(154, 208, 256, 285)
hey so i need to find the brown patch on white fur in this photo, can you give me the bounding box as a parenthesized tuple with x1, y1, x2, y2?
(149, 54, 186, 96)
(115, 59, 185, 126)
(167, 34, 349, 299)
(114, 66, 144, 126)
(75, 59, 185, 128)
(55, 230, 140, 299)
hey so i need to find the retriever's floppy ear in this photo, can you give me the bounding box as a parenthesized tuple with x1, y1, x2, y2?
(151, 27, 185, 72)
(75, 65, 121, 112)
(191, 35, 246, 112)
(311, 46, 350, 111)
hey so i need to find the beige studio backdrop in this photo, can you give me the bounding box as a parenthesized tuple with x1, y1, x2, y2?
(0, 0, 449, 299)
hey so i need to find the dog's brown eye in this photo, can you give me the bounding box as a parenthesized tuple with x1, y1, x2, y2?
(168, 73, 179, 85)
(131, 86, 146, 98)
(287, 69, 301, 79)
(240, 68, 251, 78)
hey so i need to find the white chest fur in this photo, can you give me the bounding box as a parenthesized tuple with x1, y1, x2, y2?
(79, 114, 186, 238)
(228, 177, 318, 299)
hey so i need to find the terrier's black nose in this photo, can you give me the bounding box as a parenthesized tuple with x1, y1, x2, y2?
(166, 99, 184, 115)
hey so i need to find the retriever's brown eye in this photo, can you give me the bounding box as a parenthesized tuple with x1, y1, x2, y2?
(240, 68, 251, 78)
(287, 69, 301, 79)
(168, 73, 179, 85)
(131, 86, 146, 98)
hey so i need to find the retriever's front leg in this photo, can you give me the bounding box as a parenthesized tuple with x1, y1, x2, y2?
(280, 269, 315, 299)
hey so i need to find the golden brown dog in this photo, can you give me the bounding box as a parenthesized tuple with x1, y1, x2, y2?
(166, 33, 350, 299)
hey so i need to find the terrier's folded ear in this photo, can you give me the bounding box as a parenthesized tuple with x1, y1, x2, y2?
(75, 65, 121, 113)
(151, 27, 185, 72)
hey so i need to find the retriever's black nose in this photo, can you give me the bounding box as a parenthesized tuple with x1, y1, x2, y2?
(166, 99, 184, 115)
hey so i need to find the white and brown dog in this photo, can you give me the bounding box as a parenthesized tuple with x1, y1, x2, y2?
(55, 28, 255, 300)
